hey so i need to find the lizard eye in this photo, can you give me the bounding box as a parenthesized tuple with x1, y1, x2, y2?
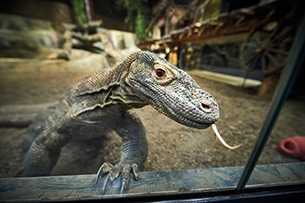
(152, 63, 176, 85)
(153, 65, 167, 80)
(155, 68, 166, 78)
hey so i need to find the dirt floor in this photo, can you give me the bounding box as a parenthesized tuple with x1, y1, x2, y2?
(0, 63, 304, 178)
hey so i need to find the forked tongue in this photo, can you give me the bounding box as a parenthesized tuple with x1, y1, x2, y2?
(205, 123, 242, 152)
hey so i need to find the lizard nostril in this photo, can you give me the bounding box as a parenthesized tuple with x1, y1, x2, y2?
(201, 101, 212, 112)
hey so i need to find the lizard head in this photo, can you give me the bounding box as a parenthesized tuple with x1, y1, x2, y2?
(125, 51, 219, 129)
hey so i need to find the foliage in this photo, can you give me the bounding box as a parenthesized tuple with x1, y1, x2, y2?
(116, 0, 150, 43)
(199, 0, 221, 22)
(71, 0, 88, 25)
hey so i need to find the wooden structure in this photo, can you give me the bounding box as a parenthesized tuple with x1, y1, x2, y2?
(138, 0, 303, 99)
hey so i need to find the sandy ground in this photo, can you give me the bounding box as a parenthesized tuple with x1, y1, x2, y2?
(0, 64, 304, 178)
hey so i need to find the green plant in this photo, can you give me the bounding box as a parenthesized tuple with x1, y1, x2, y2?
(116, 0, 150, 43)
(71, 0, 88, 25)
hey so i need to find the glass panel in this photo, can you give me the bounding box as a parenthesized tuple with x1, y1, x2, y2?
(258, 101, 305, 165)
(0, 1, 304, 201)
(239, 8, 305, 189)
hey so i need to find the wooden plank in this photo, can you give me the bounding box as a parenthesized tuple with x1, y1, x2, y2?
(0, 162, 304, 202)
(0, 103, 55, 127)
(189, 70, 261, 88)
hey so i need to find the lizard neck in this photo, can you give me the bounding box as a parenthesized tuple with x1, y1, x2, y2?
(70, 53, 147, 110)
(71, 52, 138, 96)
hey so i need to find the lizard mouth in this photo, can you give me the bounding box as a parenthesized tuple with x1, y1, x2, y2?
(162, 108, 216, 129)
(205, 123, 242, 151)
(150, 96, 219, 129)
(175, 100, 219, 129)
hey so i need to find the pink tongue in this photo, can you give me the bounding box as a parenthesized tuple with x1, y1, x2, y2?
(205, 124, 242, 151)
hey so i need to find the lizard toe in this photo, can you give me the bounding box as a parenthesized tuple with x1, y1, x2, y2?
(119, 163, 139, 193)
(95, 162, 140, 194)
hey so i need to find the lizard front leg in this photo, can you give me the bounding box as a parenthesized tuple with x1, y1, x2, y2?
(24, 120, 71, 176)
(95, 111, 148, 194)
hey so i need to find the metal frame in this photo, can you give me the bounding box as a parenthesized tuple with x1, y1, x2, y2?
(0, 162, 304, 201)
(0, 10, 304, 203)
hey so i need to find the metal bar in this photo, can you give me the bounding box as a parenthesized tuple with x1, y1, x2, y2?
(236, 13, 305, 191)
(1, 162, 304, 202)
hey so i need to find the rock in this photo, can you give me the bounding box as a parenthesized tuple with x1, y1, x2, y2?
(0, 13, 63, 57)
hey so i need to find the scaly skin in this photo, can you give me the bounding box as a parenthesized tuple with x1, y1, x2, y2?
(24, 51, 219, 194)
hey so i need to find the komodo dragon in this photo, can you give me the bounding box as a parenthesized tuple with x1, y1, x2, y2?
(23, 51, 222, 194)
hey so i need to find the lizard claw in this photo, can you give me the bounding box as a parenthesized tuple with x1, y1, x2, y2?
(95, 162, 139, 194)
(95, 162, 114, 185)
(131, 163, 139, 180)
(101, 173, 111, 194)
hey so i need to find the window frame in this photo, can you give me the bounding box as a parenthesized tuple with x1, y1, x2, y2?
(0, 8, 305, 203)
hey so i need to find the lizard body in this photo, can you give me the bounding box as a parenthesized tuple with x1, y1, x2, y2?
(24, 51, 219, 193)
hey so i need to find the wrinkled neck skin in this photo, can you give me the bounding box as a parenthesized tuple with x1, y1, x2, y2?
(115, 77, 149, 110)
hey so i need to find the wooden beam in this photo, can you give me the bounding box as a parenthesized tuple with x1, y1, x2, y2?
(0, 162, 304, 202)
(193, 33, 248, 45)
